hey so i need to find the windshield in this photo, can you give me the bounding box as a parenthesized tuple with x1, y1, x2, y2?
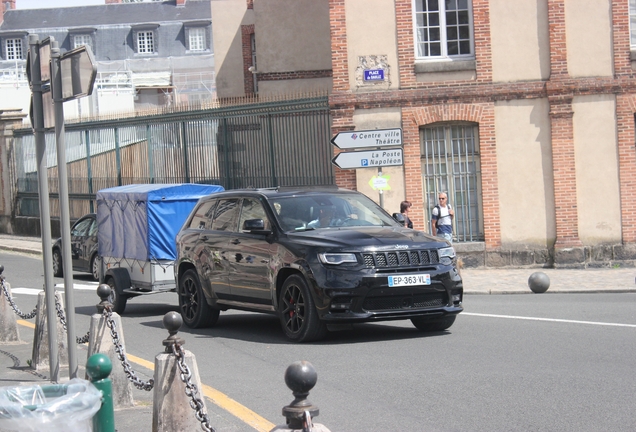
(270, 192, 400, 232)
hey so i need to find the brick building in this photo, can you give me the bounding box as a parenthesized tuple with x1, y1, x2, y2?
(213, 0, 636, 267)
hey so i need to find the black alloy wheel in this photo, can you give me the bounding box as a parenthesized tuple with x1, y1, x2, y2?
(52, 249, 63, 277)
(278, 274, 327, 342)
(411, 315, 456, 332)
(90, 254, 100, 281)
(178, 269, 219, 328)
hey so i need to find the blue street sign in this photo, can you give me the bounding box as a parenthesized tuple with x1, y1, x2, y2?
(363, 69, 385, 81)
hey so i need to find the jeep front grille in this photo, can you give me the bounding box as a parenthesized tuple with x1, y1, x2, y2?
(362, 250, 439, 268)
(363, 292, 446, 312)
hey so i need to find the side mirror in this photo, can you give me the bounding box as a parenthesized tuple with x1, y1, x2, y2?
(242, 219, 272, 234)
(392, 213, 406, 226)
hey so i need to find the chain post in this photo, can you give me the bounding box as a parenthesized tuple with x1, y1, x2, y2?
(1, 268, 37, 320)
(96, 283, 113, 314)
(281, 361, 320, 431)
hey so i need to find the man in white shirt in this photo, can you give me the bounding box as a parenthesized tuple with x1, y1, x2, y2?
(431, 192, 454, 243)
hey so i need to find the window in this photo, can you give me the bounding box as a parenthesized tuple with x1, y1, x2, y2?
(188, 200, 217, 229)
(211, 199, 240, 231)
(421, 124, 483, 241)
(73, 34, 93, 51)
(188, 27, 206, 51)
(137, 31, 155, 53)
(238, 198, 270, 231)
(5, 38, 22, 60)
(413, 0, 473, 59)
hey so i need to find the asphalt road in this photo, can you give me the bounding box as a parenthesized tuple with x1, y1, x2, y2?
(2, 251, 636, 431)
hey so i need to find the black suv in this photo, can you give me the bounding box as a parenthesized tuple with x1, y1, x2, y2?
(175, 187, 463, 342)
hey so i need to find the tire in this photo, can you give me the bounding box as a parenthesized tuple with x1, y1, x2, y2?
(52, 249, 63, 277)
(411, 315, 456, 332)
(90, 254, 100, 281)
(106, 276, 128, 315)
(178, 269, 219, 328)
(278, 274, 327, 342)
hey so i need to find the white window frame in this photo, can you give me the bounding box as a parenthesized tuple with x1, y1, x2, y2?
(630, 0, 636, 49)
(188, 27, 206, 51)
(73, 34, 93, 51)
(137, 31, 155, 54)
(5, 38, 22, 60)
(412, 0, 474, 61)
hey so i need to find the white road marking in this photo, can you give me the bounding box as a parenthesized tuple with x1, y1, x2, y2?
(463, 312, 636, 328)
(10, 283, 98, 295)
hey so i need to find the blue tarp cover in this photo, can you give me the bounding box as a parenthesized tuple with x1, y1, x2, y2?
(97, 183, 224, 261)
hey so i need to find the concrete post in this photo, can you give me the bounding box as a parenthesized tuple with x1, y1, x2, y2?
(86, 284, 134, 408)
(0, 109, 26, 234)
(0, 279, 20, 343)
(31, 290, 68, 372)
(152, 312, 208, 432)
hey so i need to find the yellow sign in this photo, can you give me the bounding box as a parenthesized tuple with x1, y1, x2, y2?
(369, 174, 391, 191)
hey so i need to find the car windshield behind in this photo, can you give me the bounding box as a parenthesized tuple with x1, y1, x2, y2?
(270, 193, 399, 231)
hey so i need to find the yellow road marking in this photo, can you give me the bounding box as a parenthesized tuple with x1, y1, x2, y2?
(17, 320, 275, 431)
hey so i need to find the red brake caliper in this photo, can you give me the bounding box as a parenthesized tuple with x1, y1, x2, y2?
(289, 294, 295, 318)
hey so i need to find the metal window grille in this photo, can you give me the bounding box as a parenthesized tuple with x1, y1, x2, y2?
(413, 0, 473, 58)
(5, 39, 22, 60)
(420, 124, 484, 242)
(189, 28, 206, 51)
(138, 31, 154, 53)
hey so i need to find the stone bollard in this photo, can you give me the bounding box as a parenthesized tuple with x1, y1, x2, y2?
(0, 265, 21, 343)
(31, 290, 68, 370)
(86, 353, 116, 432)
(153, 311, 208, 432)
(86, 284, 134, 408)
(270, 361, 331, 432)
(528, 271, 550, 293)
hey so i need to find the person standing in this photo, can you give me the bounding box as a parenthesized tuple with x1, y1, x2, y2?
(431, 193, 454, 242)
(400, 200, 413, 228)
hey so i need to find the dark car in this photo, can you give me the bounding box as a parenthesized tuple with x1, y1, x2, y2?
(52, 213, 99, 281)
(175, 187, 463, 342)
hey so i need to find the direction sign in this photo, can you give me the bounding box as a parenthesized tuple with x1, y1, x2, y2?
(331, 128, 402, 149)
(59, 45, 97, 102)
(332, 148, 403, 170)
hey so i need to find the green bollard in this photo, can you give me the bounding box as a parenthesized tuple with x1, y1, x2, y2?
(86, 353, 116, 432)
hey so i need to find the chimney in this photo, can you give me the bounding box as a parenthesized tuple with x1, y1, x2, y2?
(105, 0, 123, 3)
(176, 0, 187, 6)
(1, 0, 16, 25)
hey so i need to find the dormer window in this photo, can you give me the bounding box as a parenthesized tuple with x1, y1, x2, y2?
(5, 38, 22, 60)
(132, 24, 159, 55)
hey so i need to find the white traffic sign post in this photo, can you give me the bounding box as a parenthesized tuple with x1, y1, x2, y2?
(331, 148, 403, 169)
(331, 128, 402, 149)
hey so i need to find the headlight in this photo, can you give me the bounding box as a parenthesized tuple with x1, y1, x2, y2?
(318, 253, 357, 265)
(438, 246, 456, 259)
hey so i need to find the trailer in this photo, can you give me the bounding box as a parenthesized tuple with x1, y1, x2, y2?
(96, 183, 224, 313)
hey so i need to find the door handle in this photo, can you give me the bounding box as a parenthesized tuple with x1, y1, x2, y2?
(231, 239, 241, 245)
(200, 235, 208, 241)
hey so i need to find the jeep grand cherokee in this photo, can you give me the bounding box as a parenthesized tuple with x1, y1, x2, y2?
(175, 186, 463, 342)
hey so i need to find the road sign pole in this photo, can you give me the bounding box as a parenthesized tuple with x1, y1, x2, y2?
(29, 34, 59, 383)
(378, 168, 384, 208)
(51, 40, 79, 379)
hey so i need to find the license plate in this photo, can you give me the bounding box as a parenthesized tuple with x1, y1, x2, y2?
(388, 273, 431, 287)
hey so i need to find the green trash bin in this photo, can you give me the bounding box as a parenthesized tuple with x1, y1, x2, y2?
(0, 378, 102, 432)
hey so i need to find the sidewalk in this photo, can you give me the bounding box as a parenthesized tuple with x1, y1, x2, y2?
(1, 233, 635, 295)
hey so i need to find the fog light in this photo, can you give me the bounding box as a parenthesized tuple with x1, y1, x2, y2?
(452, 294, 462, 304)
(331, 303, 350, 310)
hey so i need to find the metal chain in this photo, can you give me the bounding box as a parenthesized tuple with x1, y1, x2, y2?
(104, 306, 154, 391)
(172, 342, 215, 432)
(304, 410, 313, 432)
(53, 293, 91, 344)
(1, 277, 37, 319)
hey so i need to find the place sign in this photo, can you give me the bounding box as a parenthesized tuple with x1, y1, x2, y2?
(331, 128, 402, 150)
(332, 148, 403, 170)
(364, 69, 385, 81)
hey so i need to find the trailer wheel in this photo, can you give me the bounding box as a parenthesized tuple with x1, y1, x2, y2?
(105, 268, 131, 315)
(178, 269, 219, 328)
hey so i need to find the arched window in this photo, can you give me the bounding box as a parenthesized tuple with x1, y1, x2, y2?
(420, 123, 483, 241)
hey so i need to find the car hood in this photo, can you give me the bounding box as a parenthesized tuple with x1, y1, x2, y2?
(285, 226, 448, 249)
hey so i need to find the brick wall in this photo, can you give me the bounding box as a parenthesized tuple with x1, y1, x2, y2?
(242, 24, 255, 95)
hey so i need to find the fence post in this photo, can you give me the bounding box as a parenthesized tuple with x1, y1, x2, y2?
(86, 352, 116, 432)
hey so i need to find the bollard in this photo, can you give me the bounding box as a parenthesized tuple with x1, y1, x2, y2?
(270, 361, 331, 432)
(0, 265, 21, 343)
(31, 291, 68, 371)
(87, 353, 116, 432)
(528, 271, 550, 293)
(153, 311, 209, 432)
(86, 284, 134, 408)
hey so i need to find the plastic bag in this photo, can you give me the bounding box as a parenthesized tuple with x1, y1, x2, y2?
(0, 378, 102, 432)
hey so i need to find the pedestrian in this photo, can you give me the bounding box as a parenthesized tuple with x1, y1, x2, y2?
(400, 200, 413, 229)
(431, 193, 454, 242)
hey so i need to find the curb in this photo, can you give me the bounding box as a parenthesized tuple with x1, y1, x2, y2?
(465, 289, 636, 295)
(0, 245, 41, 256)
